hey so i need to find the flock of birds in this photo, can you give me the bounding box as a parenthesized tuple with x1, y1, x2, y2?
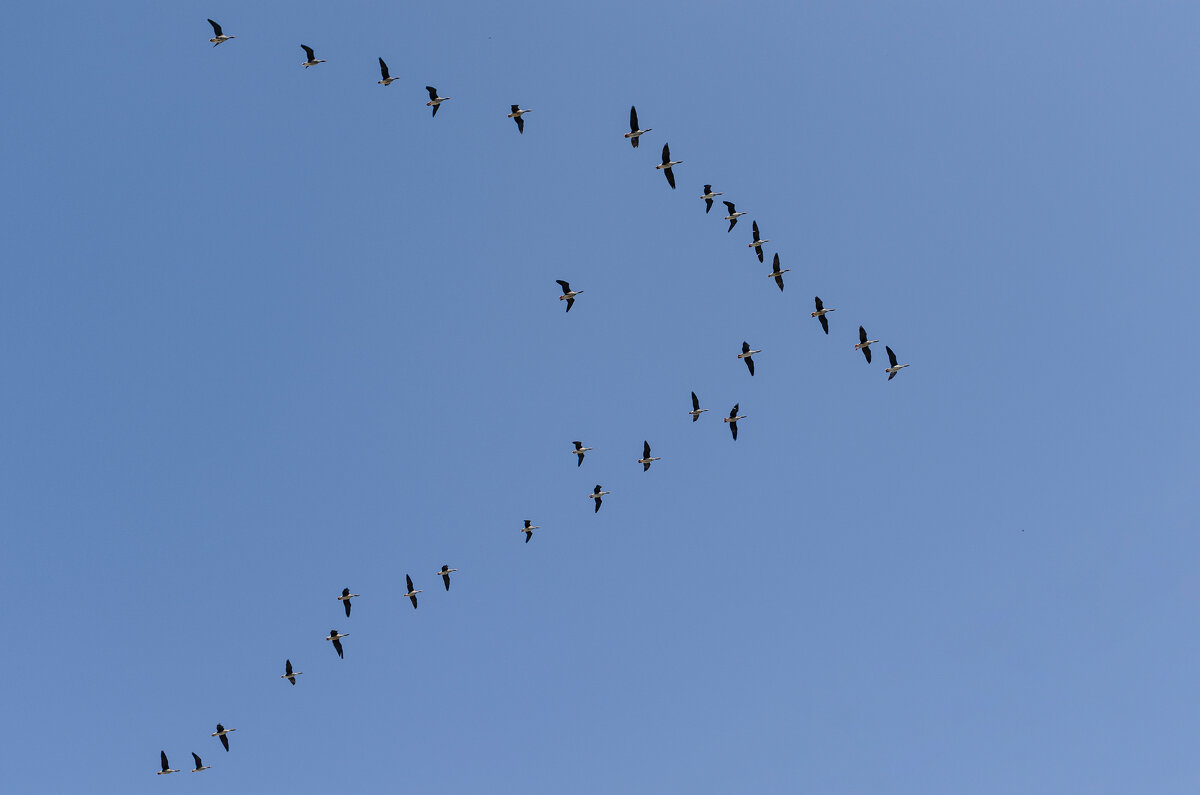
(154, 19, 915, 776)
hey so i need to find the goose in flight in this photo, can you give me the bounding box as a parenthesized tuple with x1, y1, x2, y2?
(738, 341, 760, 376)
(701, 185, 723, 213)
(855, 326, 878, 363)
(211, 724, 235, 752)
(377, 57, 398, 85)
(426, 86, 450, 116)
(724, 404, 745, 440)
(158, 751, 179, 775)
(885, 346, 910, 380)
(403, 574, 422, 609)
(207, 19, 235, 47)
(723, 201, 746, 232)
(281, 659, 301, 686)
(521, 519, 539, 543)
(508, 105, 531, 133)
(556, 279, 583, 312)
(437, 565, 456, 591)
(812, 296, 834, 334)
(300, 44, 326, 68)
(326, 629, 348, 659)
(748, 221, 769, 263)
(590, 485, 611, 513)
(767, 253, 789, 292)
(689, 391, 708, 422)
(625, 106, 651, 147)
(190, 752, 210, 773)
(637, 441, 661, 472)
(338, 588, 358, 618)
(571, 440, 592, 466)
(656, 143, 682, 189)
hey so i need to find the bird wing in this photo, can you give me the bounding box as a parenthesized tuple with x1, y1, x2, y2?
(643, 440, 651, 458)
(887, 346, 898, 367)
(730, 420, 738, 440)
(332, 638, 343, 657)
(576, 449, 584, 465)
(511, 104, 520, 113)
(814, 296, 824, 311)
(565, 297, 574, 312)
(746, 357, 754, 376)
(863, 346, 872, 364)
(594, 484, 602, 494)
(730, 404, 739, 418)
(819, 314, 829, 335)
(219, 734, 229, 752)
(573, 440, 582, 450)
(525, 530, 532, 542)
(756, 247, 764, 263)
(285, 659, 293, 675)
(705, 197, 713, 213)
(859, 325, 868, 344)
(661, 143, 671, 164)
(752, 221, 759, 240)
(161, 751, 169, 771)
(630, 106, 639, 132)
(773, 253, 780, 271)
(727, 217, 737, 232)
(406, 574, 414, 592)
(888, 370, 897, 380)
(742, 341, 750, 354)
(426, 85, 438, 100)
(556, 279, 570, 294)
(723, 201, 735, 213)
(704, 184, 712, 192)
(442, 573, 451, 590)
(380, 58, 391, 79)
(691, 391, 700, 411)
(643, 462, 651, 472)
(344, 599, 351, 617)
(301, 44, 315, 60)
(410, 594, 418, 609)
(208, 19, 223, 36)
(516, 116, 524, 134)
(594, 496, 602, 512)
(431, 102, 440, 117)
(774, 273, 784, 291)
(192, 753, 202, 768)
(664, 167, 676, 189)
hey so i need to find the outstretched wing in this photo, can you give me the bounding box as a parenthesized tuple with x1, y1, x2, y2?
(208, 19, 223, 36)
(664, 167, 676, 189)
(426, 85, 439, 101)
(705, 197, 713, 213)
(301, 44, 315, 60)
(565, 297, 574, 312)
(859, 325, 868, 344)
(630, 105, 639, 132)
(379, 58, 390, 79)
(406, 573, 414, 592)
(819, 314, 829, 335)
(515, 116, 524, 134)
(193, 752, 203, 768)
(643, 440, 651, 458)
(691, 391, 700, 411)
(730, 420, 738, 440)
(745, 356, 754, 376)
(556, 279, 571, 294)
(814, 295, 824, 311)
(887, 346, 898, 367)
(863, 346, 872, 364)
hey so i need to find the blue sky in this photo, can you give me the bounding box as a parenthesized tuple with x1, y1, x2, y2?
(2, 0, 1199, 791)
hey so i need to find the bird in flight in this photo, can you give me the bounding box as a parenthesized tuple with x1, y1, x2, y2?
(656, 143, 682, 189)
(426, 86, 450, 116)
(437, 565, 457, 591)
(521, 519, 540, 543)
(748, 221, 769, 263)
(158, 751, 179, 775)
(767, 253, 789, 292)
(207, 19, 235, 47)
(637, 441, 661, 472)
(689, 391, 708, 422)
(723, 201, 746, 232)
(590, 485, 611, 513)
(812, 296, 835, 335)
(556, 279, 583, 312)
(190, 752, 210, 773)
(724, 404, 745, 440)
(326, 629, 349, 659)
(508, 105, 531, 133)
(338, 588, 358, 618)
(300, 44, 326, 68)
(403, 574, 422, 609)
(377, 57, 398, 85)
(738, 341, 760, 376)
(211, 724, 235, 752)
(281, 659, 301, 686)
(625, 106, 651, 147)
(571, 440, 592, 466)
(855, 326, 878, 363)
(701, 185, 723, 213)
(885, 346, 910, 381)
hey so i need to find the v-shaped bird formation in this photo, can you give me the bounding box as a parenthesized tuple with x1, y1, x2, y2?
(152, 17, 917, 775)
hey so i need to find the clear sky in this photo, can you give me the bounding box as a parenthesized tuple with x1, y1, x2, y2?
(2, 0, 1199, 792)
